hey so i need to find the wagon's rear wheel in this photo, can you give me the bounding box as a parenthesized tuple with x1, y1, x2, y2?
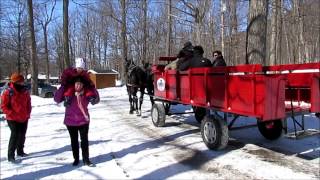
(193, 106, 206, 123)
(151, 103, 166, 127)
(201, 115, 229, 150)
(257, 119, 283, 140)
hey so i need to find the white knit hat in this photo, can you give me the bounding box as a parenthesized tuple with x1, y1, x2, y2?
(75, 57, 85, 69)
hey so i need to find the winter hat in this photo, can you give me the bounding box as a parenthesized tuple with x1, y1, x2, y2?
(182, 41, 193, 52)
(75, 57, 85, 69)
(10, 72, 24, 83)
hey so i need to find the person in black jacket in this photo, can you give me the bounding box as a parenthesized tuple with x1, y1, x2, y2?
(178, 45, 211, 71)
(165, 41, 194, 70)
(212, 50, 226, 67)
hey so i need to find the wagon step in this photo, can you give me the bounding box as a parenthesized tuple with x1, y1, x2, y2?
(284, 129, 320, 139)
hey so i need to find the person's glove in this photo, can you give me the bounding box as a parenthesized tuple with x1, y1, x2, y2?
(64, 96, 71, 107)
(88, 96, 98, 105)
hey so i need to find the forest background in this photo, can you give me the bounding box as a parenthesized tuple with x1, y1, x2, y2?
(0, 0, 319, 95)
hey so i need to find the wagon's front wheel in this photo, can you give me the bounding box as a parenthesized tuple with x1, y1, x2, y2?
(151, 103, 166, 127)
(257, 119, 283, 140)
(201, 115, 229, 150)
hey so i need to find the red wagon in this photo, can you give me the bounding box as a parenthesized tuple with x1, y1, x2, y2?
(150, 57, 320, 150)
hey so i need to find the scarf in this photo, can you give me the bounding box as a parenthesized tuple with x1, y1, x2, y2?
(75, 91, 89, 121)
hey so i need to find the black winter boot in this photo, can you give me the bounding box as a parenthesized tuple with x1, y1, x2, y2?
(72, 159, 79, 166)
(83, 159, 94, 167)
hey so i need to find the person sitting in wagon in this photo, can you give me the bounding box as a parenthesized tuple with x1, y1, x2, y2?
(212, 50, 226, 67)
(165, 41, 194, 70)
(60, 57, 98, 106)
(178, 45, 212, 71)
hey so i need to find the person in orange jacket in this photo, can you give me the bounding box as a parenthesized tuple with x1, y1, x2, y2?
(1, 73, 31, 163)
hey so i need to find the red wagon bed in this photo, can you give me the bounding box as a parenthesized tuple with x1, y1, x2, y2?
(150, 59, 319, 150)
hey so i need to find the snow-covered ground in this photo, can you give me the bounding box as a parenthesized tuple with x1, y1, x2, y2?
(0, 86, 319, 179)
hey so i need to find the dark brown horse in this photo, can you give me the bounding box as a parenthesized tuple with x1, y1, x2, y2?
(125, 59, 154, 116)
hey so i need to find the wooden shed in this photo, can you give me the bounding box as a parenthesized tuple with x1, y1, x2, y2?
(88, 69, 119, 89)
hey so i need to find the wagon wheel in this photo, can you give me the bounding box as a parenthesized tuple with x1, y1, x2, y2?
(257, 119, 283, 140)
(151, 103, 166, 127)
(193, 106, 206, 123)
(162, 102, 171, 115)
(201, 115, 229, 150)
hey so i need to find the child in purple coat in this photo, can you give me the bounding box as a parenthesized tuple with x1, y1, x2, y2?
(54, 77, 99, 166)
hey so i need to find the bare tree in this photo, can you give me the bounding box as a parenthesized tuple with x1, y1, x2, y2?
(220, 0, 226, 55)
(63, 0, 70, 68)
(269, 0, 282, 65)
(180, 0, 211, 45)
(27, 0, 38, 95)
(246, 0, 268, 65)
(16, 1, 25, 73)
(120, 0, 128, 81)
(208, 4, 216, 54)
(293, 0, 308, 63)
(229, 0, 238, 65)
(142, 0, 147, 64)
(166, 0, 172, 56)
(36, 0, 56, 83)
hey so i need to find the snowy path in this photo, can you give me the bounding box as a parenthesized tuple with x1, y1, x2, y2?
(0, 86, 319, 179)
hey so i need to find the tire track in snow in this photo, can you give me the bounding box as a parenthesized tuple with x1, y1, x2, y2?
(102, 94, 318, 179)
(102, 97, 257, 179)
(243, 147, 320, 178)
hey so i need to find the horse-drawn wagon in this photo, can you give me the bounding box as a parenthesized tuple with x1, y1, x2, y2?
(150, 57, 320, 150)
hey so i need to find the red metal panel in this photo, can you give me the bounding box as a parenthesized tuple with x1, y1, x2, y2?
(261, 75, 286, 121)
(287, 73, 314, 87)
(311, 76, 320, 112)
(227, 75, 257, 116)
(207, 74, 226, 109)
(152, 62, 319, 121)
(263, 62, 320, 71)
(166, 70, 178, 99)
(179, 72, 190, 103)
(190, 71, 207, 106)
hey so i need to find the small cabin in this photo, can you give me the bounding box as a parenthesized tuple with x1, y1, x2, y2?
(27, 74, 59, 84)
(88, 69, 119, 89)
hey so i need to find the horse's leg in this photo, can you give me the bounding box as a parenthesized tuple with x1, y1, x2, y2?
(147, 86, 154, 105)
(137, 87, 144, 116)
(133, 88, 138, 114)
(128, 86, 134, 114)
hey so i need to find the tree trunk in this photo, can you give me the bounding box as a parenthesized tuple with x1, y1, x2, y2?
(269, 0, 279, 65)
(220, 0, 226, 55)
(27, 0, 38, 95)
(293, 1, 307, 63)
(120, 0, 128, 82)
(229, 0, 238, 65)
(63, 0, 70, 67)
(43, 26, 50, 83)
(17, 8, 22, 73)
(246, 0, 268, 65)
(209, 7, 215, 53)
(142, 0, 147, 64)
(195, 10, 201, 45)
(165, 0, 172, 56)
(276, 0, 283, 64)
